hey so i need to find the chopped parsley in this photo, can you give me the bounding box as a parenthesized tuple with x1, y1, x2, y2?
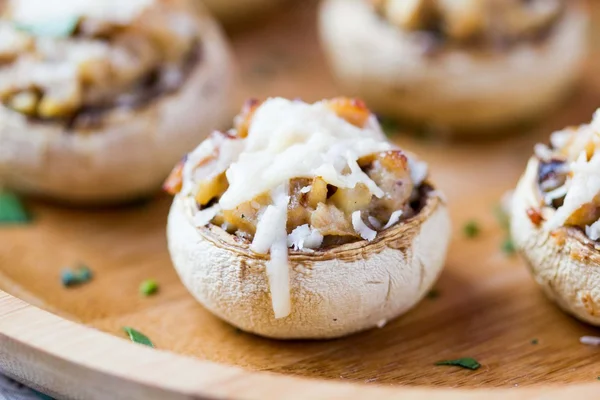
(0, 191, 30, 224)
(463, 220, 481, 238)
(123, 327, 154, 347)
(61, 264, 93, 287)
(435, 357, 481, 370)
(531, 338, 539, 345)
(139, 279, 159, 296)
(427, 289, 440, 299)
(14, 16, 80, 38)
(501, 237, 516, 255)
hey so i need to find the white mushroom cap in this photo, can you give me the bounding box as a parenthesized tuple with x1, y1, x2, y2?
(0, 6, 235, 204)
(318, 0, 587, 133)
(511, 157, 600, 325)
(167, 187, 450, 339)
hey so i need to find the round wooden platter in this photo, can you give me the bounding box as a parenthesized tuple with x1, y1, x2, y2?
(3, 1, 600, 399)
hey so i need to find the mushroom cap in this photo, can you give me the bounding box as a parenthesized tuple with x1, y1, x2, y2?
(318, 0, 587, 133)
(511, 157, 600, 325)
(0, 11, 235, 204)
(167, 187, 451, 339)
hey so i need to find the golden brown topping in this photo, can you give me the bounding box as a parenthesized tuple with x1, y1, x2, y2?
(326, 97, 370, 128)
(163, 160, 184, 195)
(330, 183, 372, 215)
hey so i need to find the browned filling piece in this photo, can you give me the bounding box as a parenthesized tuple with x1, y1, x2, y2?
(371, 0, 565, 52)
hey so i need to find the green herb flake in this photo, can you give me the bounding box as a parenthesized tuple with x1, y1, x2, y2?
(597, 376, 600, 381)
(435, 357, 481, 370)
(501, 237, 516, 255)
(378, 116, 400, 137)
(123, 326, 154, 347)
(463, 220, 481, 238)
(61, 264, 93, 287)
(14, 15, 80, 38)
(139, 279, 159, 296)
(0, 191, 30, 224)
(531, 338, 539, 345)
(427, 289, 440, 299)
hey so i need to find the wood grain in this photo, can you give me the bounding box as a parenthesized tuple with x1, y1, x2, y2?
(2, 0, 600, 398)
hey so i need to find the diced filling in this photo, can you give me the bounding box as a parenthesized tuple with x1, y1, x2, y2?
(0, 0, 199, 128)
(534, 110, 600, 241)
(165, 97, 430, 318)
(371, 0, 565, 50)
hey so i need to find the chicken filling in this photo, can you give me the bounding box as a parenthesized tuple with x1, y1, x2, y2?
(534, 110, 600, 241)
(0, 0, 199, 128)
(165, 97, 430, 251)
(371, 0, 565, 50)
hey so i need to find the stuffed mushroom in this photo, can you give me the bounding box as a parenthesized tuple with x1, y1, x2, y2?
(319, 0, 588, 133)
(512, 111, 600, 325)
(165, 97, 451, 339)
(0, 0, 234, 203)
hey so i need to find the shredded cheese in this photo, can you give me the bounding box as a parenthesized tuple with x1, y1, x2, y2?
(352, 211, 377, 241)
(586, 220, 600, 241)
(192, 204, 221, 227)
(219, 98, 391, 210)
(287, 224, 324, 251)
(383, 210, 404, 230)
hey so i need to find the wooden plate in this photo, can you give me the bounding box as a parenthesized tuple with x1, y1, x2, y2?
(2, 2, 600, 399)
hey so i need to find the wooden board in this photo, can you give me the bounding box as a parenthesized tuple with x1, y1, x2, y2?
(2, 1, 600, 398)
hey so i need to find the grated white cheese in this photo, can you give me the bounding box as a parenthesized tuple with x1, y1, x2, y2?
(547, 152, 600, 230)
(543, 185, 569, 206)
(383, 210, 403, 230)
(287, 224, 324, 251)
(352, 211, 377, 241)
(534, 143, 553, 161)
(192, 204, 221, 227)
(586, 220, 600, 241)
(219, 98, 392, 210)
(299, 185, 312, 194)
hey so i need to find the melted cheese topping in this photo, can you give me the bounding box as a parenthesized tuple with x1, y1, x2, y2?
(219, 98, 392, 210)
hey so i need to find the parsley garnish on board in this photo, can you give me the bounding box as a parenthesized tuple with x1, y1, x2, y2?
(531, 338, 539, 345)
(61, 264, 93, 287)
(139, 279, 159, 296)
(14, 15, 80, 38)
(435, 357, 481, 370)
(463, 220, 481, 238)
(123, 327, 154, 348)
(0, 191, 30, 224)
